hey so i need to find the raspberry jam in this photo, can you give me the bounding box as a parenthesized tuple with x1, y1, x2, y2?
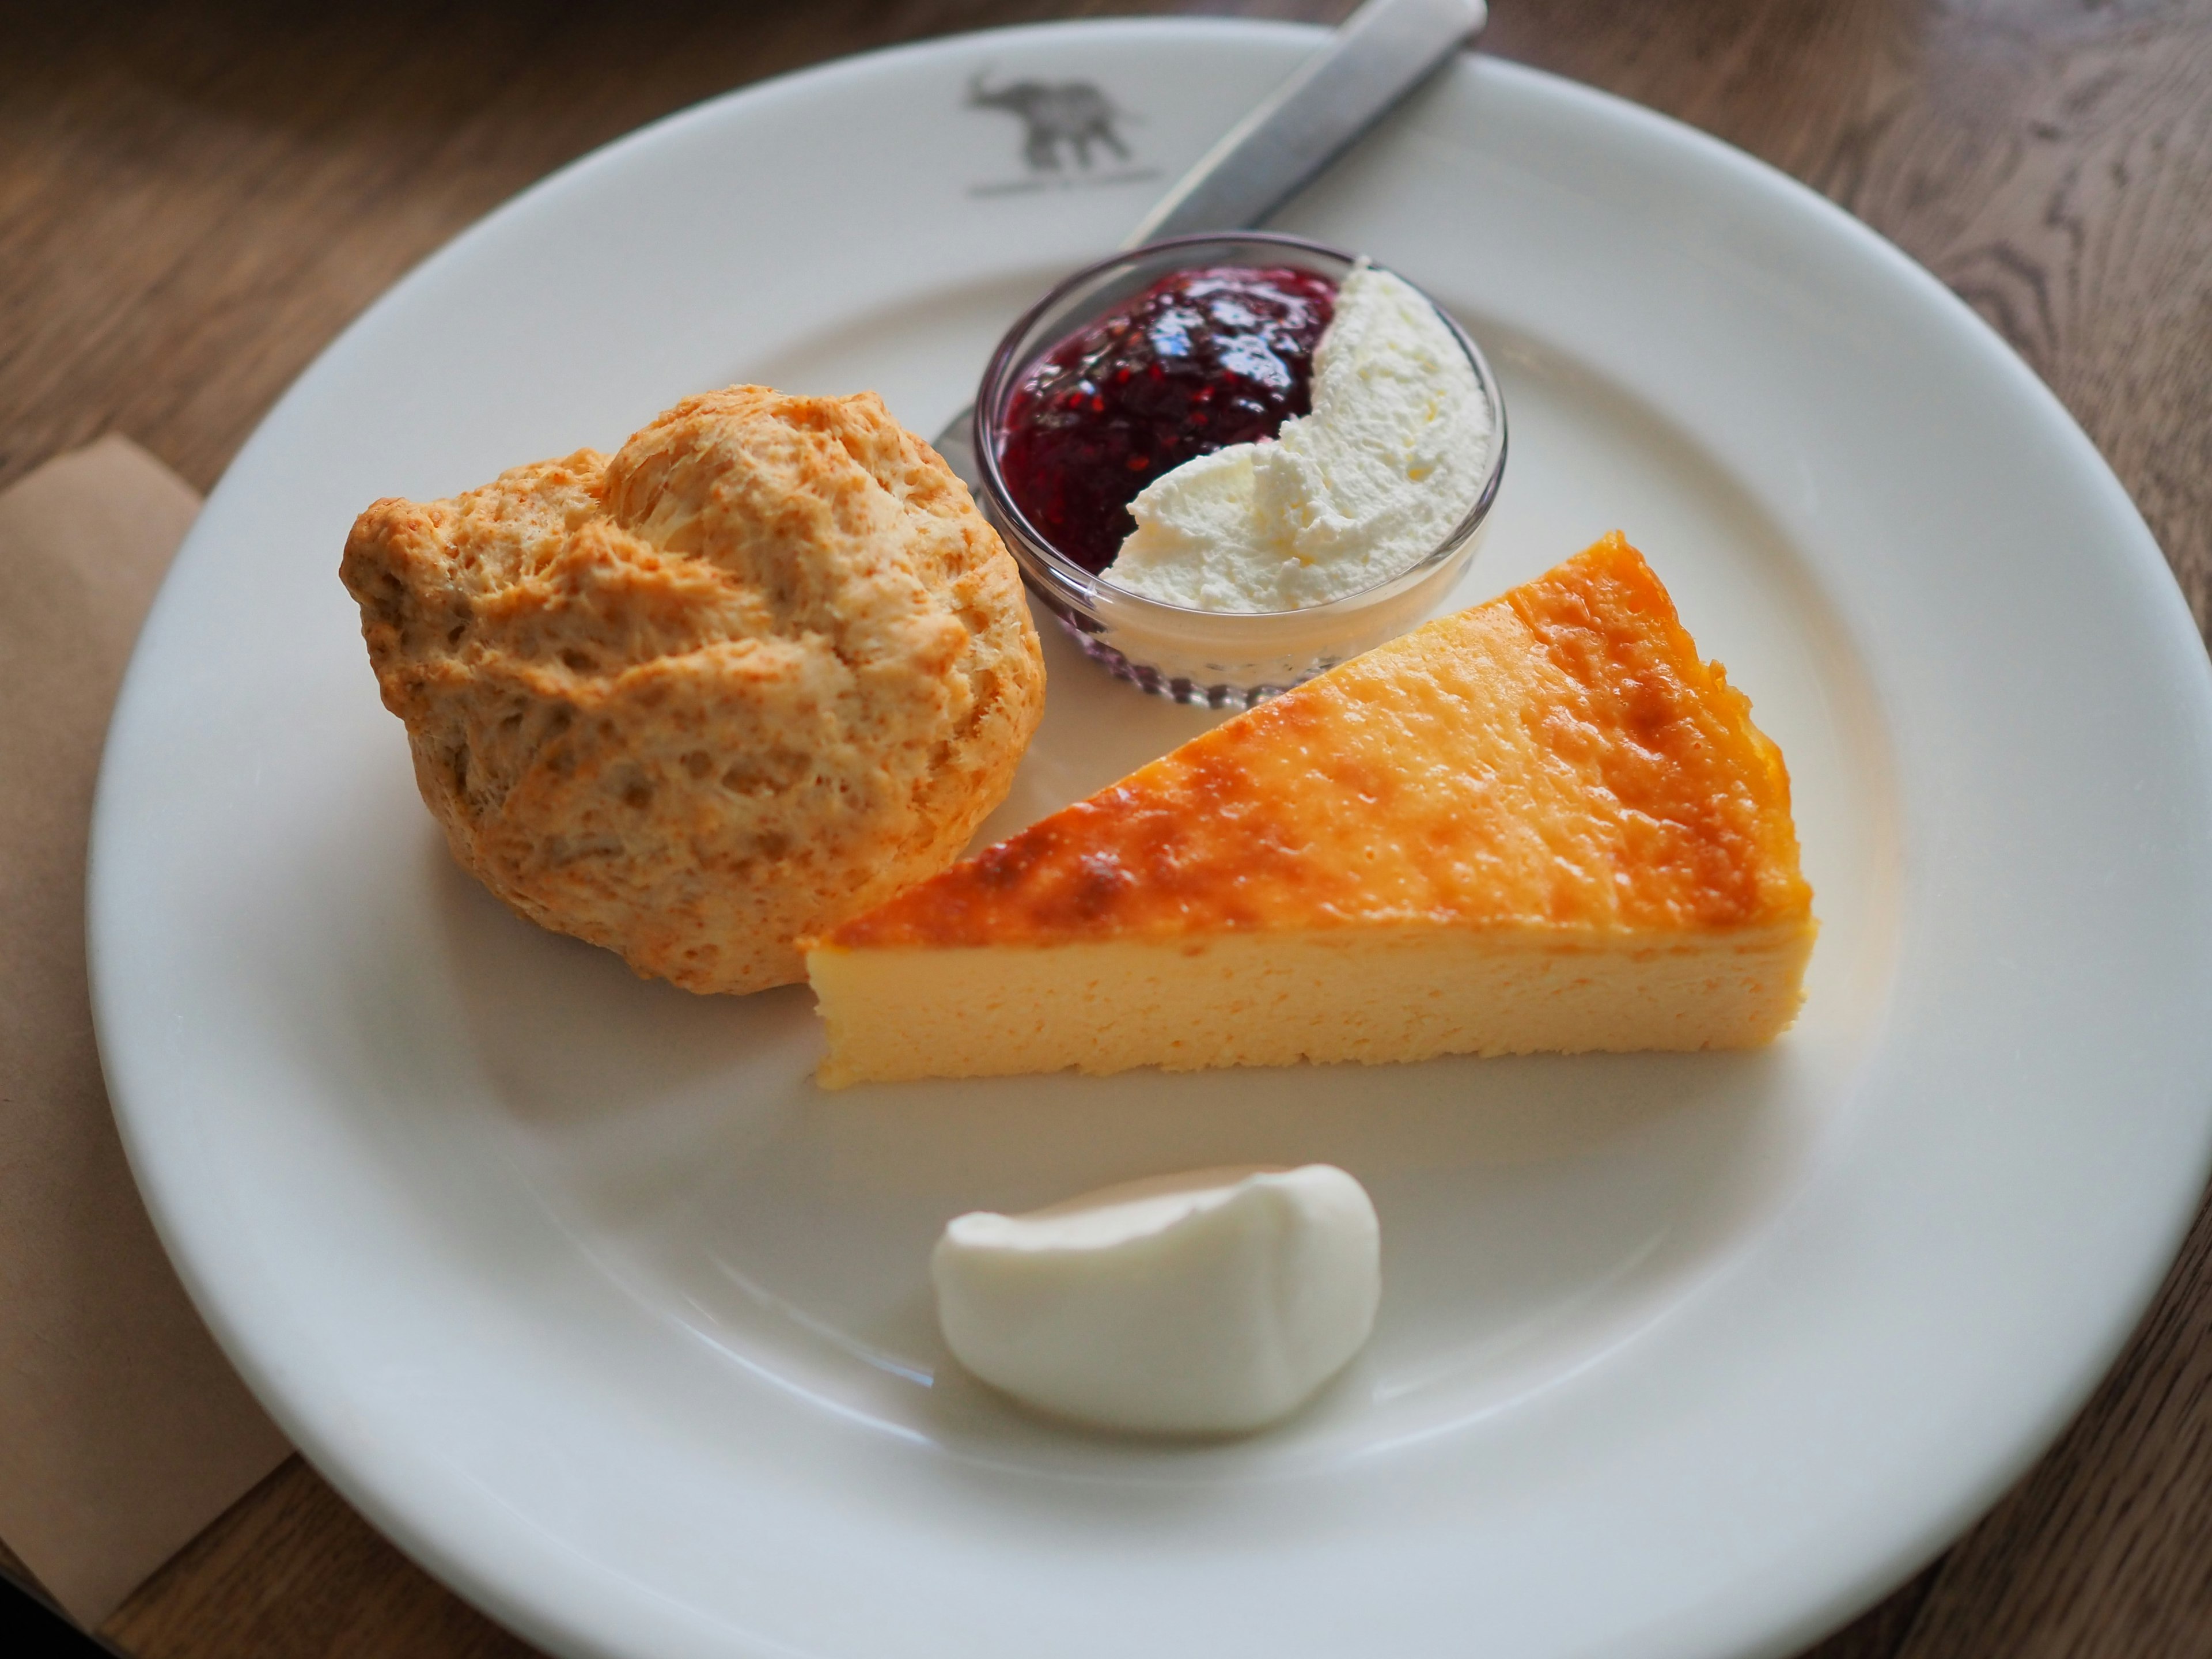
(994, 265, 1338, 574)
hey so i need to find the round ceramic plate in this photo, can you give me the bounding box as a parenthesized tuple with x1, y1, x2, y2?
(90, 19, 2212, 1659)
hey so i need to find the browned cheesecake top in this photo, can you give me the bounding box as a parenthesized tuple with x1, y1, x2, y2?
(821, 533, 1812, 950)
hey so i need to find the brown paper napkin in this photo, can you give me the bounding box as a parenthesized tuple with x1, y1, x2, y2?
(0, 437, 291, 1628)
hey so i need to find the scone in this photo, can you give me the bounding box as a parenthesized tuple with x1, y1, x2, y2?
(340, 386, 1046, 994)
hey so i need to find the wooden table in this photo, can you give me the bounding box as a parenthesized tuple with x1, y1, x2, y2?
(7, 1, 2209, 1654)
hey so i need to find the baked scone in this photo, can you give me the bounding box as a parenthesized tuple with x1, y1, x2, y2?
(806, 533, 1813, 1083)
(341, 386, 1046, 994)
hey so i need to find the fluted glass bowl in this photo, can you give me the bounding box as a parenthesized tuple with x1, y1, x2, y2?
(972, 232, 1508, 706)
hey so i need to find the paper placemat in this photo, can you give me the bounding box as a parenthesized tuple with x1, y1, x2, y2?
(0, 437, 292, 1628)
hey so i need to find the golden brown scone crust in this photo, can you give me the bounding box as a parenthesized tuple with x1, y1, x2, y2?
(340, 387, 1046, 994)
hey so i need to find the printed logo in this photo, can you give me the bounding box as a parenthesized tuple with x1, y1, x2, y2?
(964, 70, 1160, 198)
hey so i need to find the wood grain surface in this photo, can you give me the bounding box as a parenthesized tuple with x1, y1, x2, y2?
(3, 1, 2207, 1656)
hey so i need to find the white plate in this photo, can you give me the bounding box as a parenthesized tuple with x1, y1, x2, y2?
(90, 19, 2212, 1659)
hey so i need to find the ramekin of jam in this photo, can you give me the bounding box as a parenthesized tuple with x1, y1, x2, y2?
(972, 232, 1506, 707)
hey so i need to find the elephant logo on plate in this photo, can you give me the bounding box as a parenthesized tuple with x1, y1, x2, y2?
(967, 72, 1132, 172)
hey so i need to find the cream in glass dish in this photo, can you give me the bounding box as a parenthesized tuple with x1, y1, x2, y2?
(972, 232, 1506, 706)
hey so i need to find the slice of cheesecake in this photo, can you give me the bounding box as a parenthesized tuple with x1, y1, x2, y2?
(805, 533, 1815, 1087)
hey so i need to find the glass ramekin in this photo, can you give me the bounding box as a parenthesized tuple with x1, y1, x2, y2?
(972, 232, 1508, 707)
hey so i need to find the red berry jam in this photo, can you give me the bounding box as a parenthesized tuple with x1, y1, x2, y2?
(995, 265, 1337, 573)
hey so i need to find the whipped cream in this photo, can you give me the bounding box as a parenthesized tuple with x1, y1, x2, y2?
(1103, 264, 1490, 612)
(932, 1164, 1380, 1434)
